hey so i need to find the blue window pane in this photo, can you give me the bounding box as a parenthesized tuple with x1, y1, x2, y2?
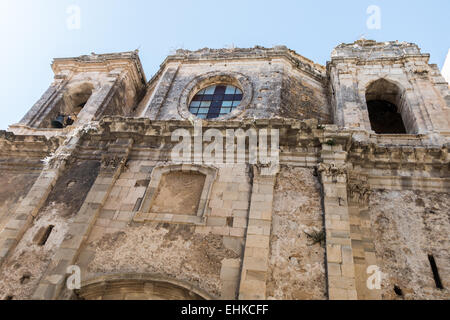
(225, 85, 236, 94)
(204, 86, 216, 94)
(209, 107, 221, 113)
(215, 85, 226, 94)
(202, 94, 213, 100)
(190, 84, 243, 119)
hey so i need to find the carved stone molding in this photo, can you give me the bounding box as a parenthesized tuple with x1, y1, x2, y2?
(347, 181, 371, 205)
(253, 163, 280, 176)
(318, 162, 348, 179)
(100, 154, 126, 170)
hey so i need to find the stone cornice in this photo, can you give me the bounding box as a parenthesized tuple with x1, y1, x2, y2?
(0, 130, 62, 170)
(348, 140, 449, 171)
(0, 130, 62, 150)
(328, 40, 430, 67)
(91, 117, 322, 146)
(158, 46, 326, 82)
(52, 51, 147, 89)
(6, 116, 448, 176)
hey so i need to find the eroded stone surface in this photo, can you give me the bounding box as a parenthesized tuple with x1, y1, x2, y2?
(150, 171, 205, 215)
(369, 190, 450, 300)
(86, 223, 240, 297)
(267, 167, 326, 300)
(0, 203, 72, 299)
(0, 40, 449, 300)
(0, 172, 39, 232)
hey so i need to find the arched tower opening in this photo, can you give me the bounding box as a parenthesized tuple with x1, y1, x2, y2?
(48, 82, 94, 128)
(365, 79, 407, 134)
(64, 82, 94, 118)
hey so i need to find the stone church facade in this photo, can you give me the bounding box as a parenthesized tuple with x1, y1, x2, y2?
(0, 40, 448, 300)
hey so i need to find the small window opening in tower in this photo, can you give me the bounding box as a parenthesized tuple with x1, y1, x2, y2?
(365, 79, 407, 134)
(73, 101, 87, 116)
(51, 114, 72, 128)
(50, 83, 93, 128)
(67, 83, 93, 120)
(36, 225, 55, 246)
(393, 285, 403, 296)
(428, 255, 444, 289)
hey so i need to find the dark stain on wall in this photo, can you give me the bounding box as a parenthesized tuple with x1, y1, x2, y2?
(0, 172, 40, 229)
(42, 160, 100, 217)
(280, 74, 331, 123)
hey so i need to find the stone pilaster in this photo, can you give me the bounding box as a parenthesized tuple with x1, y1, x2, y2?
(0, 166, 64, 266)
(238, 165, 278, 300)
(347, 174, 381, 300)
(78, 77, 119, 123)
(319, 143, 357, 300)
(144, 64, 180, 119)
(18, 77, 68, 127)
(31, 138, 133, 300)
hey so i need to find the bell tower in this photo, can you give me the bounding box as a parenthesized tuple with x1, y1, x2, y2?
(328, 40, 450, 136)
(10, 51, 146, 136)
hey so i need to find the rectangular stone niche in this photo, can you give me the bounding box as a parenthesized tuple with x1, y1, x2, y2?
(151, 171, 205, 215)
(134, 164, 217, 225)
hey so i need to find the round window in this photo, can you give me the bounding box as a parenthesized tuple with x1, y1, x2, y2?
(189, 84, 243, 119)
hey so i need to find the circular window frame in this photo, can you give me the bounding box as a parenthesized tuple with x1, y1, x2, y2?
(178, 71, 253, 121)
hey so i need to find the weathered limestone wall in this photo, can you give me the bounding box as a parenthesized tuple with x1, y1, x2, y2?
(73, 160, 252, 299)
(0, 172, 39, 233)
(84, 223, 238, 298)
(148, 60, 284, 120)
(267, 166, 326, 300)
(1, 41, 449, 301)
(95, 76, 141, 119)
(280, 69, 331, 124)
(139, 47, 328, 121)
(0, 160, 99, 300)
(368, 189, 450, 300)
(150, 171, 206, 215)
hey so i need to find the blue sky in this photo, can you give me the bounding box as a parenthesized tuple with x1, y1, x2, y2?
(0, 0, 449, 129)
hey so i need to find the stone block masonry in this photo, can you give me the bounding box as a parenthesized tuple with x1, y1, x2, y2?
(0, 40, 449, 300)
